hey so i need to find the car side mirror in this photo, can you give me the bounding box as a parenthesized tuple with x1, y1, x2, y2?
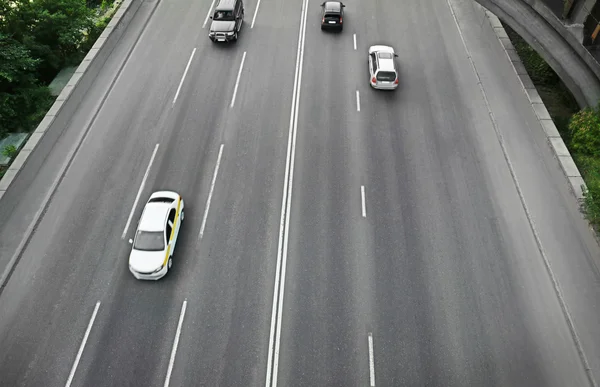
(209, 15, 213, 19)
(128, 239, 133, 244)
(394, 54, 399, 57)
(342, 4, 345, 7)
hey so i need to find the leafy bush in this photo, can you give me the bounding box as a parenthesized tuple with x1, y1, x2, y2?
(570, 104, 600, 158)
(0, 33, 53, 137)
(574, 154, 600, 225)
(2, 145, 17, 159)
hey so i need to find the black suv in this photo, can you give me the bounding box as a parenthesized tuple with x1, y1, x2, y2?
(209, 0, 244, 42)
(320, 1, 345, 31)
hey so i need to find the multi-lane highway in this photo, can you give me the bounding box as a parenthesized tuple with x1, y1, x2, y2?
(1, 0, 600, 385)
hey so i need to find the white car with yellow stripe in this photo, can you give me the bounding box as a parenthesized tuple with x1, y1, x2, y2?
(128, 191, 184, 280)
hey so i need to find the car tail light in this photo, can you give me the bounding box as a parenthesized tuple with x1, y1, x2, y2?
(322, 17, 324, 23)
(339, 17, 342, 23)
(394, 78, 399, 84)
(371, 77, 376, 83)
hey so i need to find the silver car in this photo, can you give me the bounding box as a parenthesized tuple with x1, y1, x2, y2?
(368, 45, 399, 90)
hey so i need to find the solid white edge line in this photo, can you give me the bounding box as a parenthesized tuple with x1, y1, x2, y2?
(368, 332, 375, 387)
(203, 0, 217, 28)
(271, 0, 308, 384)
(264, 0, 308, 385)
(65, 302, 100, 387)
(173, 48, 197, 105)
(353, 33, 357, 50)
(122, 144, 160, 239)
(361, 185, 366, 217)
(199, 144, 225, 239)
(251, 0, 262, 28)
(164, 299, 188, 387)
(356, 90, 361, 112)
(231, 52, 247, 108)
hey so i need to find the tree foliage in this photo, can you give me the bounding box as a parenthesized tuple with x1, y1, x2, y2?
(0, 0, 98, 138)
(1, 0, 95, 82)
(570, 103, 600, 158)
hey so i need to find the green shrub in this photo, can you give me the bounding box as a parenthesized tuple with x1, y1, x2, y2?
(575, 154, 600, 225)
(570, 104, 600, 158)
(2, 145, 17, 159)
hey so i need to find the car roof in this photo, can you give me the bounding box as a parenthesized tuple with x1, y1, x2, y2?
(139, 202, 171, 232)
(324, 1, 342, 12)
(377, 57, 396, 72)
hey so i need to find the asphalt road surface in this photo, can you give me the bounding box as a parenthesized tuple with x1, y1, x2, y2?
(1, 0, 600, 385)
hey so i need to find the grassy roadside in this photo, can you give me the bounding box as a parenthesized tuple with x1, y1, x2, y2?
(503, 23, 600, 227)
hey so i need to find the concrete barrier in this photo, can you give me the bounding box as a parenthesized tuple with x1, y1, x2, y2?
(484, 9, 588, 204)
(476, 0, 600, 108)
(0, 0, 143, 202)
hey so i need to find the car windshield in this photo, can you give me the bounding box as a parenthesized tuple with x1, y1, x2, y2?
(213, 10, 235, 21)
(377, 71, 396, 81)
(133, 230, 165, 251)
(378, 52, 393, 59)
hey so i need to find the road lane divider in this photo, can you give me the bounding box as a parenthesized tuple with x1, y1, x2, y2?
(356, 90, 361, 112)
(173, 48, 197, 106)
(203, 0, 217, 28)
(122, 143, 160, 239)
(361, 185, 366, 218)
(251, 0, 262, 28)
(164, 299, 188, 387)
(353, 33, 357, 50)
(65, 301, 101, 387)
(231, 52, 247, 108)
(198, 144, 225, 240)
(264, 0, 308, 384)
(368, 332, 376, 387)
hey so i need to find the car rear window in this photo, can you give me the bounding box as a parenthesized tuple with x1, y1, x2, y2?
(134, 230, 165, 251)
(324, 13, 340, 20)
(376, 71, 396, 81)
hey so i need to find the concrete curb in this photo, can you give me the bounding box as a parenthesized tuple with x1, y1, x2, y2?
(484, 9, 588, 206)
(0, 0, 137, 202)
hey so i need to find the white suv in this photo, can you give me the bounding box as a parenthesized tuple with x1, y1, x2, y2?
(368, 45, 399, 90)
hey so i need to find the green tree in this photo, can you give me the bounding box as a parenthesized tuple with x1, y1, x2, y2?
(0, 33, 52, 137)
(1, 0, 95, 83)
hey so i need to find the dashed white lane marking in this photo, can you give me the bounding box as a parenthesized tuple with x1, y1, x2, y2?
(173, 48, 197, 105)
(199, 144, 224, 240)
(203, 0, 217, 28)
(368, 332, 376, 387)
(251, 0, 262, 28)
(356, 90, 361, 112)
(164, 299, 188, 387)
(122, 143, 160, 239)
(361, 185, 367, 218)
(231, 52, 247, 108)
(353, 33, 357, 50)
(65, 302, 101, 387)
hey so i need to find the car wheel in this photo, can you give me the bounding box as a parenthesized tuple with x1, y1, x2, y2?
(168, 257, 173, 270)
(233, 32, 238, 41)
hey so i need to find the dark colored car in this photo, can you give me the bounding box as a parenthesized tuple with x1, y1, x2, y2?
(320, 1, 345, 30)
(209, 0, 244, 42)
